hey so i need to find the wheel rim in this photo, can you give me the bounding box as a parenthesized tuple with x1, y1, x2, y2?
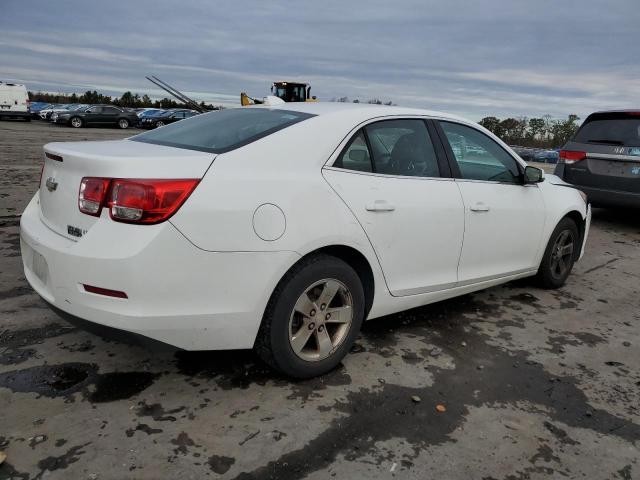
(156, 121, 164, 127)
(288, 279, 354, 362)
(71, 118, 81, 127)
(119, 119, 128, 128)
(550, 229, 574, 279)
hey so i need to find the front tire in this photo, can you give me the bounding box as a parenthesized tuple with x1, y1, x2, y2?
(536, 217, 579, 289)
(155, 120, 164, 128)
(70, 116, 83, 128)
(256, 254, 365, 379)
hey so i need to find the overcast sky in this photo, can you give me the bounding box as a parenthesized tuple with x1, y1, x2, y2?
(1, 0, 637, 120)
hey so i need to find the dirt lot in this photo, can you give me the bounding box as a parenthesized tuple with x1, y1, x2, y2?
(0, 120, 638, 479)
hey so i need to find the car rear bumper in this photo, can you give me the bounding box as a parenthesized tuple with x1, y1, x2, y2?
(20, 193, 299, 350)
(0, 111, 30, 118)
(574, 185, 640, 208)
(555, 164, 640, 208)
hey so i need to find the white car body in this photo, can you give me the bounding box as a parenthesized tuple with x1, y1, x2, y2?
(0, 81, 30, 119)
(20, 103, 590, 352)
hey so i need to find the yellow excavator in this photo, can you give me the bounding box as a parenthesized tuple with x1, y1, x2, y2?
(241, 81, 317, 106)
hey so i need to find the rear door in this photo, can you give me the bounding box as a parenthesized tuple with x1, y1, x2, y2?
(561, 112, 640, 194)
(323, 118, 465, 296)
(435, 120, 545, 284)
(102, 106, 121, 125)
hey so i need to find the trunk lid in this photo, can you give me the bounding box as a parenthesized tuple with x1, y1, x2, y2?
(39, 139, 214, 240)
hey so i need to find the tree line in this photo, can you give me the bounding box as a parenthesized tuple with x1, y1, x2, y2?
(479, 114, 581, 148)
(28, 90, 221, 110)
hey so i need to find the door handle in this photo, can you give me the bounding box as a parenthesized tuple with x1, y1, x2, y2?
(470, 202, 490, 212)
(366, 200, 395, 212)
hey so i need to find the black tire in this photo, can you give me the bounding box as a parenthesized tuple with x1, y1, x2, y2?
(69, 116, 83, 128)
(118, 118, 129, 129)
(536, 217, 579, 289)
(155, 120, 164, 128)
(256, 254, 365, 379)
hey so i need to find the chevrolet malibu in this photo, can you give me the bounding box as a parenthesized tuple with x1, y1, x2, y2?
(20, 103, 591, 378)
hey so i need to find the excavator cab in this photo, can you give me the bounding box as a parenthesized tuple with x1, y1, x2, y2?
(271, 82, 315, 102)
(240, 81, 317, 106)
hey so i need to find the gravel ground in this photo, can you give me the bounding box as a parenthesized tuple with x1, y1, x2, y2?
(0, 120, 638, 479)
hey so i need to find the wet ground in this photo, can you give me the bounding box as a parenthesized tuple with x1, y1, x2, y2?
(0, 121, 638, 479)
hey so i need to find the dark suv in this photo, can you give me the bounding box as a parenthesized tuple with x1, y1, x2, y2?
(555, 110, 640, 208)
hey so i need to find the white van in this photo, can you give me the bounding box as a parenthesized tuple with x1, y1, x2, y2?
(0, 82, 30, 121)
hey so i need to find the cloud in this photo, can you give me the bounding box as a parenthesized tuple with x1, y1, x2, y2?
(0, 0, 637, 119)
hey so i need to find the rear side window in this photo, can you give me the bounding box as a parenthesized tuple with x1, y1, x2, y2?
(333, 119, 440, 177)
(365, 120, 439, 177)
(573, 113, 640, 147)
(131, 108, 315, 153)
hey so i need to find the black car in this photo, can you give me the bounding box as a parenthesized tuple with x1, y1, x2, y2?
(554, 110, 640, 208)
(139, 109, 199, 129)
(52, 105, 138, 129)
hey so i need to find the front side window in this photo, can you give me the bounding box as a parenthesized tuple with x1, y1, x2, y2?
(365, 119, 440, 177)
(87, 106, 102, 113)
(131, 108, 315, 153)
(440, 121, 521, 183)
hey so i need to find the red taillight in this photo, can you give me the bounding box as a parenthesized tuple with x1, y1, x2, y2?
(78, 177, 199, 224)
(83, 284, 128, 299)
(559, 150, 587, 164)
(79, 177, 110, 216)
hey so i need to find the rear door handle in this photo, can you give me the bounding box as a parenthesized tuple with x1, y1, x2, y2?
(470, 202, 490, 212)
(366, 200, 395, 212)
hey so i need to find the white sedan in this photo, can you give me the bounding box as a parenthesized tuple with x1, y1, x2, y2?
(20, 103, 591, 378)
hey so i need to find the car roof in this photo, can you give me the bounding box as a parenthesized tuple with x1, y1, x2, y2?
(588, 109, 640, 115)
(258, 102, 469, 124)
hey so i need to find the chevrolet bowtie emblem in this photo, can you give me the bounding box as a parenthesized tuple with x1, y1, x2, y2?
(45, 177, 58, 192)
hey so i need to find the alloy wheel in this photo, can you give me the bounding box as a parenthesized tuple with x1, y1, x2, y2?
(288, 279, 354, 362)
(118, 119, 129, 129)
(71, 117, 82, 128)
(550, 229, 574, 279)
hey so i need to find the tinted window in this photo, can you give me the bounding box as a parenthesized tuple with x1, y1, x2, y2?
(103, 107, 120, 114)
(366, 119, 439, 177)
(87, 106, 102, 113)
(440, 122, 521, 183)
(131, 108, 315, 153)
(334, 131, 372, 172)
(573, 113, 640, 147)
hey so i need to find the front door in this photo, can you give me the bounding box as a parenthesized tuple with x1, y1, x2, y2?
(323, 118, 465, 296)
(436, 121, 546, 284)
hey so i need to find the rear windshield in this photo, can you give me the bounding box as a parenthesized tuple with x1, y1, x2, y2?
(573, 113, 640, 147)
(131, 108, 315, 153)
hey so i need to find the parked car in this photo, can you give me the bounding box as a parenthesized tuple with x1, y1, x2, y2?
(29, 102, 52, 118)
(136, 108, 165, 118)
(554, 110, 640, 208)
(0, 82, 30, 121)
(21, 104, 590, 378)
(52, 104, 138, 129)
(534, 149, 559, 164)
(138, 109, 199, 128)
(40, 104, 74, 120)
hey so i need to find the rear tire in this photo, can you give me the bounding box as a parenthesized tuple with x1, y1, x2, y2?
(536, 217, 579, 289)
(256, 254, 365, 379)
(118, 118, 129, 129)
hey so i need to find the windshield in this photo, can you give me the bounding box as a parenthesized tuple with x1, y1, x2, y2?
(131, 108, 315, 153)
(573, 113, 640, 147)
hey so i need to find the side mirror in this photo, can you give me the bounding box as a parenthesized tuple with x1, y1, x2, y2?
(524, 165, 544, 184)
(348, 149, 368, 163)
